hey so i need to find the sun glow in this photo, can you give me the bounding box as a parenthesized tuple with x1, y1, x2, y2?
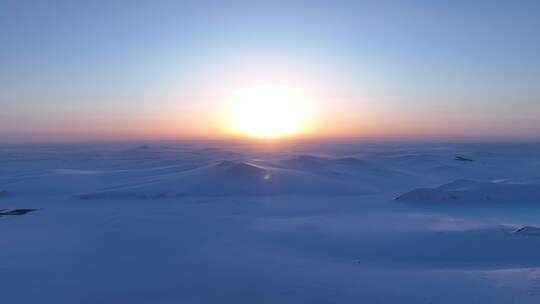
(226, 86, 310, 139)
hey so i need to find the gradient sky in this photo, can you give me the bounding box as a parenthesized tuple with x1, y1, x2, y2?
(1, 0, 539, 141)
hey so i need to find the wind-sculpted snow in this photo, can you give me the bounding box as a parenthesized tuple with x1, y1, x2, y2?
(267, 154, 414, 192)
(396, 178, 540, 203)
(3, 141, 540, 303)
(77, 160, 374, 198)
(1, 142, 538, 199)
(274, 154, 375, 174)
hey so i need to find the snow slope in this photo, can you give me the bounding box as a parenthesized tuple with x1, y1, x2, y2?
(77, 160, 373, 198)
(396, 178, 540, 203)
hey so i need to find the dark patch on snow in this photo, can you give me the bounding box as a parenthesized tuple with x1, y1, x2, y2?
(455, 155, 474, 162)
(515, 226, 540, 236)
(0, 208, 36, 216)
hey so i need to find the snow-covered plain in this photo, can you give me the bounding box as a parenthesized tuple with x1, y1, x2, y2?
(1, 140, 540, 303)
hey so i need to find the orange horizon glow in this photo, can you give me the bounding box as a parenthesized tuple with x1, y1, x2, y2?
(4, 84, 539, 142)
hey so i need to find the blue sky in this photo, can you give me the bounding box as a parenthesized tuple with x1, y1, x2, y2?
(1, 0, 539, 141)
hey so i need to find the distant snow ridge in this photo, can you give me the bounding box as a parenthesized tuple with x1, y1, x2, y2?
(274, 154, 407, 179)
(277, 155, 372, 171)
(77, 160, 373, 199)
(396, 178, 540, 203)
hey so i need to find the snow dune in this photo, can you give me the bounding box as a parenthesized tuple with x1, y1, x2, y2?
(396, 178, 540, 203)
(77, 160, 374, 198)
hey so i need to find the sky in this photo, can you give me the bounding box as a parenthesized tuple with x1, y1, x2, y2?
(1, 0, 539, 141)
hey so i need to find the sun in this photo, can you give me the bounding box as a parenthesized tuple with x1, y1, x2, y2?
(226, 86, 310, 139)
